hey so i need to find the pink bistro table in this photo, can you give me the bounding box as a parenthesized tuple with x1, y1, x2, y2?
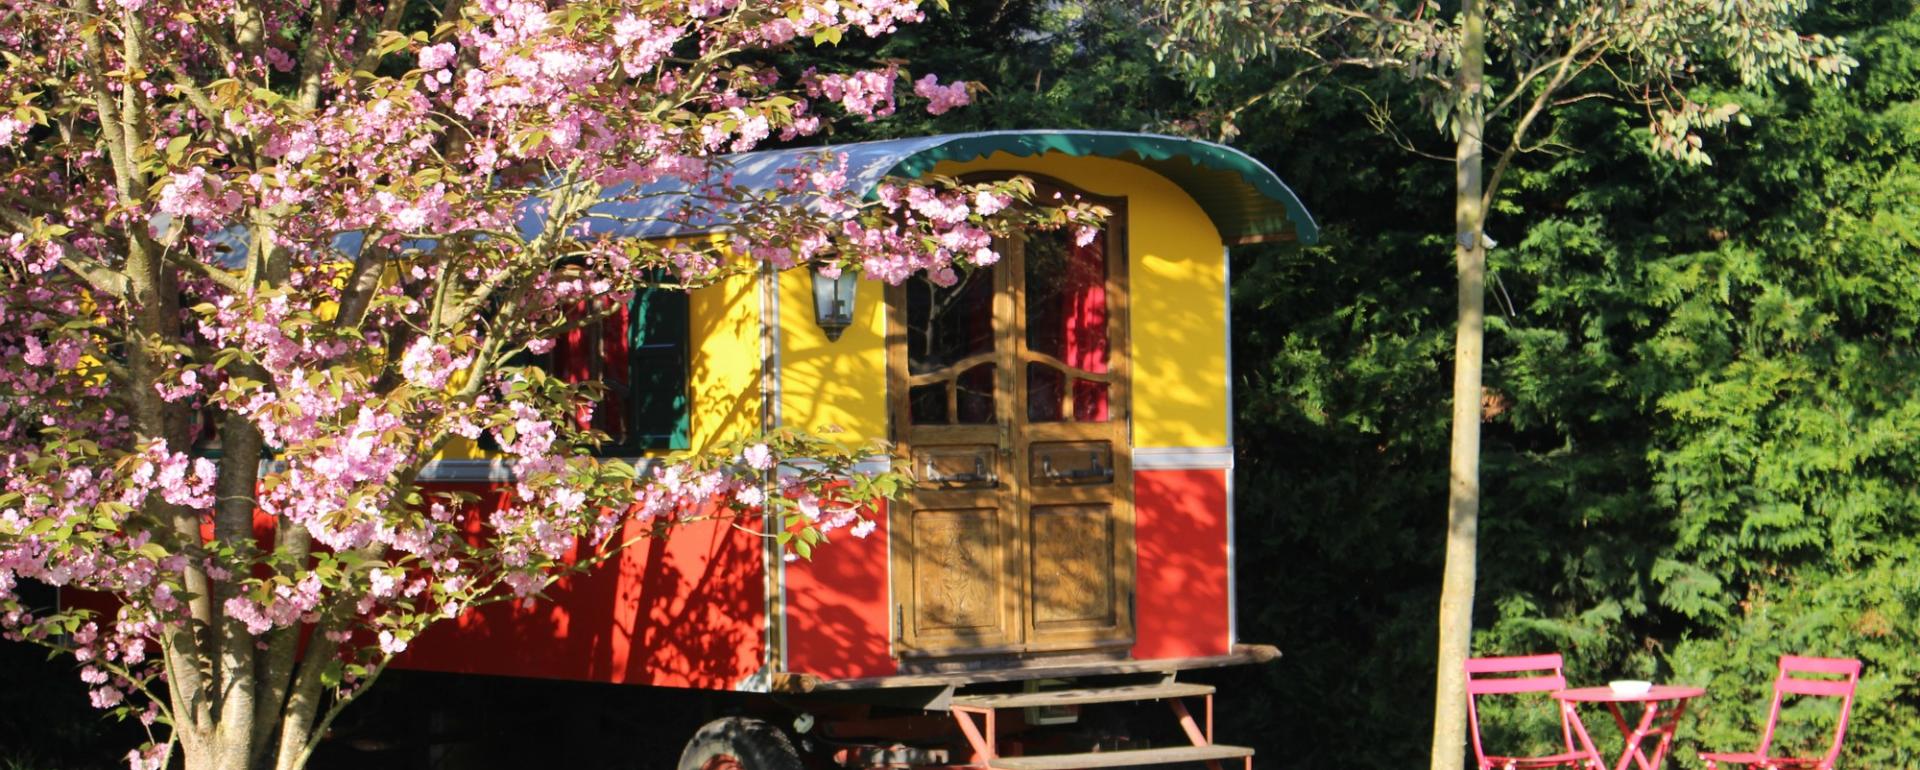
(1554, 685, 1707, 770)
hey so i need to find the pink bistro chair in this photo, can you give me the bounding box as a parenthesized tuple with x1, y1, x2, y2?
(1700, 655, 1863, 770)
(1465, 654, 1605, 770)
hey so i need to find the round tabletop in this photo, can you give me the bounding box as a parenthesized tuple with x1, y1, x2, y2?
(1555, 685, 1707, 703)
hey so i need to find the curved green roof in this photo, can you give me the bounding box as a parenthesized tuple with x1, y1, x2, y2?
(606, 130, 1317, 246)
(881, 131, 1317, 244)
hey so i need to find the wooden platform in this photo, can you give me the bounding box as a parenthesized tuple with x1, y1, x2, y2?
(776, 644, 1281, 693)
(952, 682, 1215, 709)
(988, 745, 1254, 770)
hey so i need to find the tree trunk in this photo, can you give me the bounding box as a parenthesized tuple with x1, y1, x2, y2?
(1430, 1, 1487, 770)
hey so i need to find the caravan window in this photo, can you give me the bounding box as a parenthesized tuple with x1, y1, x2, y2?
(536, 285, 692, 454)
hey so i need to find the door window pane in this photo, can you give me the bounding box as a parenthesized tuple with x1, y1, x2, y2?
(907, 268, 995, 376)
(910, 383, 949, 424)
(956, 364, 997, 424)
(1027, 362, 1065, 422)
(1073, 380, 1110, 423)
(1023, 228, 1108, 375)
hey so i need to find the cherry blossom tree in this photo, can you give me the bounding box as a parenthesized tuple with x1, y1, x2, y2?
(0, 2, 1090, 768)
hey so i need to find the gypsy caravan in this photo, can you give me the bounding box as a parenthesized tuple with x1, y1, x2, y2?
(401, 130, 1318, 770)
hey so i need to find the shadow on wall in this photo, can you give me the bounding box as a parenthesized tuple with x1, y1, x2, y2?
(783, 499, 893, 681)
(401, 485, 766, 690)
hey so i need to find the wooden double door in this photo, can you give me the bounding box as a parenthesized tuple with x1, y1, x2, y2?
(887, 206, 1134, 658)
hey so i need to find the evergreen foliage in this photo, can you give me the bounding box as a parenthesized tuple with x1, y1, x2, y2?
(1225, 0, 1919, 766)
(839, 0, 1920, 766)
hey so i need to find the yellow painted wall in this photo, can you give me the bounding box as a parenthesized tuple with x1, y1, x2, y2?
(776, 270, 889, 443)
(687, 270, 765, 452)
(922, 152, 1231, 449)
(438, 151, 1230, 460)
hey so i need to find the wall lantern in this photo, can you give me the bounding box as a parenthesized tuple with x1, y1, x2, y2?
(811, 266, 859, 341)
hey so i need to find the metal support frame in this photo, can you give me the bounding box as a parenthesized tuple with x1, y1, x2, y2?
(945, 690, 1251, 770)
(1599, 700, 1691, 770)
(951, 706, 997, 765)
(1170, 695, 1239, 770)
(1559, 700, 1609, 770)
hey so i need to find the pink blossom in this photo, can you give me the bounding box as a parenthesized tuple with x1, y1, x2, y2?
(400, 337, 473, 389)
(418, 43, 458, 71)
(0, 116, 28, 148)
(154, 369, 202, 402)
(809, 66, 899, 120)
(156, 166, 243, 221)
(913, 74, 971, 115)
(973, 190, 1010, 216)
(742, 443, 773, 470)
(127, 745, 166, 770)
(89, 685, 124, 709)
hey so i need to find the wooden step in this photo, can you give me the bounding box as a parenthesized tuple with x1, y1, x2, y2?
(951, 682, 1215, 710)
(988, 744, 1254, 770)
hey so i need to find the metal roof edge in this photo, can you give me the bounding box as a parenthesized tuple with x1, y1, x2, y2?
(877, 130, 1319, 245)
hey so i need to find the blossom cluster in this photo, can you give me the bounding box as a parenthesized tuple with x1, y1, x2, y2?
(0, 0, 1101, 767)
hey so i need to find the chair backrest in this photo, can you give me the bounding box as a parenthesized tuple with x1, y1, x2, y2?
(1464, 654, 1573, 766)
(1755, 655, 1862, 766)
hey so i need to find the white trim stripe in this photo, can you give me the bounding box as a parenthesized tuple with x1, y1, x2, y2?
(1132, 446, 1234, 470)
(1222, 245, 1238, 647)
(416, 457, 671, 482)
(417, 455, 895, 483)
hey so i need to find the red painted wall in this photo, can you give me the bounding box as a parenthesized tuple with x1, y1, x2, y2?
(781, 501, 895, 681)
(115, 469, 1225, 688)
(400, 485, 767, 689)
(1131, 468, 1231, 660)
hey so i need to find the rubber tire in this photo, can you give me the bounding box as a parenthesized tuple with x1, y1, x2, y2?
(676, 717, 804, 770)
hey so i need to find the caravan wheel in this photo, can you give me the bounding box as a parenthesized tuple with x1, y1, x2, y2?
(676, 717, 803, 770)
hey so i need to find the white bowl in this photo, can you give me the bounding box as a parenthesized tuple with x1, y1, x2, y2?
(1609, 680, 1652, 696)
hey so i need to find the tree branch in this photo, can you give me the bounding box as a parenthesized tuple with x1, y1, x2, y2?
(1481, 45, 1604, 214)
(210, 413, 266, 770)
(270, 621, 338, 770)
(165, 248, 250, 295)
(0, 206, 131, 297)
(331, 243, 390, 332)
(249, 527, 313, 763)
(295, 0, 342, 110)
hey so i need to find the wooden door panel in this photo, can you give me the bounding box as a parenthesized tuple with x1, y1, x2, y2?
(902, 506, 1017, 651)
(889, 181, 1135, 659)
(1029, 504, 1116, 629)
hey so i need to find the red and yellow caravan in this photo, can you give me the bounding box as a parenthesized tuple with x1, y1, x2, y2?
(402, 130, 1317, 770)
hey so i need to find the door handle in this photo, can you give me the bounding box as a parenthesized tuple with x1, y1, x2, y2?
(924, 456, 996, 486)
(1039, 452, 1114, 483)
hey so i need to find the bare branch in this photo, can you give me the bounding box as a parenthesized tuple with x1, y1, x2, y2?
(296, 0, 343, 110)
(164, 248, 250, 295)
(1481, 45, 1606, 212)
(0, 206, 131, 297)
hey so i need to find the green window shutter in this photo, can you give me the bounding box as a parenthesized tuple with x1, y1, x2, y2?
(626, 285, 691, 451)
